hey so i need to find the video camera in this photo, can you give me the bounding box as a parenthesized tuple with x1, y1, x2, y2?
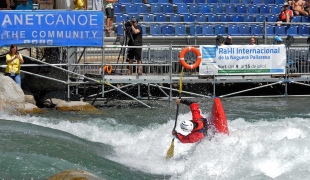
(307, 36, 310, 44)
(124, 17, 138, 31)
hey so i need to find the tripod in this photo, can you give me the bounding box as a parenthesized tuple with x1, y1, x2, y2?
(115, 22, 135, 75)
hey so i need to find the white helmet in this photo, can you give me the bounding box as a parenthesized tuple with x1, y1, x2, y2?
(180, 120, 194, 132)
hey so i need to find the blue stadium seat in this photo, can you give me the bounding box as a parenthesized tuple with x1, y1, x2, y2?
(143, 15, 154, 22)
(173, 0, 183, 3)
(266, 25, 275, 36)
(196, 0, 206, 3)
(170, 14, 181, 22)
(232, 15, 244, 22)
(287, 25, 298, 36)
(208, 0, 218, 4)
(200, 4, 212, 14)
(118, 0, 131, 4)
(298, 25, 309, 36)
(244, 15, 254, 22)
(141, 25, 147, 36)
(267, 14, 278, 22)
(148, 0, 159, 3)
(301, 16, 310, 23)
(260, 5, 270, 14)
(220, 15, 231, 22)
(251, 25, 263, 35)
(213, 5, 225, 14)
(271, 5, 281, 14)
(225, 5, 236, 14)
(162, 4, 174, 15)
(132, 0, 143, 3)
(248, 5, 259, 14)
(252, 0, 263, 4)
(228, 25, 240, 36)
(219, 0, 229, 4)
(183, 14, 195, 22)
(116, 14, 128, 23)
(264, 0, 274, 4)
(214, 25, 226, 35)
(150, 25, 162, 36)
(230, 0, 240, 3)
(236, 5, 247, 14)
(241, 0, 251, 4)
(275, 26, 286, 36)
(196, 15, 208, 22)
(151, 4, 162, 14)
(125, 4, 137, 14)
(117, 25, 124, 36)
(189, 4, 201, 14)
(113, 4, 123, 15)
(239, 25, 251, 35)
(177, 4, 189, 14)
(175, 25, 188, 36)
(137, 4, 148, 14)
(207, 15, 219, 22)
(255, 14, 266, 22)
(183, 0, 195, 4)
(291, 16, 301, 22)
(158, 0, 170, 3)
(162, 25, 174, 36)
(155, 14, 167, 22)
(201, 25, 214, 35)
(275, 0, 284, 4)
(190, 25, 203, 36)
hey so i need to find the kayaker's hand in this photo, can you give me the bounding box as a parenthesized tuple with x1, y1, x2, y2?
(172, 130, 177, 136)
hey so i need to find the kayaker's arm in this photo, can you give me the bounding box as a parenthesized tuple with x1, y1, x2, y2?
(176, 99, 194, 106)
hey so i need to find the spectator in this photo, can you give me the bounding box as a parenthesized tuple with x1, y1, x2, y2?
(15, 0, 33, 10)
(73, 0, 86, 10)
(5, 44, 24, 87)
(292, 0, 309, 15)
(105, 0, 118, 37)
(37, 0, 53, 9)
(224, 35, 233, 45)
(249, 37, 256, 45)
(277, 2, 293, 26)
(273, 36, 283, 44)
(0, 0, 11, 10)
(126, 17, 143, 75)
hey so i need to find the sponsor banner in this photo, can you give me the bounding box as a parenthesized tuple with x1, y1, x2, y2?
(0, 10, 104, 47)
(199, 45, 286, 75)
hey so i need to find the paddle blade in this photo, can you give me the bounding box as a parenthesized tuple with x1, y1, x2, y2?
(166, 139, 175, 159)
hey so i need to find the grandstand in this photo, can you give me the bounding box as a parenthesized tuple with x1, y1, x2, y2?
(112, 0, 310, 40)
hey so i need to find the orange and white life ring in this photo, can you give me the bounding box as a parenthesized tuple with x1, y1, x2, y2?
(103, 65, 112, 74)
(179, 46, 202, 70)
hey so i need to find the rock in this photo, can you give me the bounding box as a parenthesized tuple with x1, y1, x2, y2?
(52, 98, 98, 111)
(48, 169, 104, 180)
(24, 95, 36, 105)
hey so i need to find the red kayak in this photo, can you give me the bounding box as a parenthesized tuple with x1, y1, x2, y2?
(211, 97, 229, 135)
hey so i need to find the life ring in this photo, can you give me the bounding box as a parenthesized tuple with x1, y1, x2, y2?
(103, 65, 112, 74)
(179, 46, 202, 70)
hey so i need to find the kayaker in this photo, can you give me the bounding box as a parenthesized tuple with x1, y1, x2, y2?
(172, 98, 210, 143)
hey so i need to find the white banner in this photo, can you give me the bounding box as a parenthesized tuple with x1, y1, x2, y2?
(199, 45, 286, 75)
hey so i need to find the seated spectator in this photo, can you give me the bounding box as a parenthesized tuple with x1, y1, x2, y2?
(224, 35, 233, 45)
(292, 0, 308, 16)
(73, 0, 86, 10)
(37, 0, 53, 9)
(277, 2, 293, 26)
(0, 0, 11, 10)
(15, 0, 33, 10)
(249, 37, 256, 45)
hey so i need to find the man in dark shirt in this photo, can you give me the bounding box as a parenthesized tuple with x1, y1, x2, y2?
(224, 35, 233, 45)
(126, 17, 143, 75)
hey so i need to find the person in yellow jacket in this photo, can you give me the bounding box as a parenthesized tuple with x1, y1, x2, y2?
(73, 0, 86, 10)
(5, 44, 24, 87)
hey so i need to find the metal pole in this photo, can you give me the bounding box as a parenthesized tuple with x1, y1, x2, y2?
(102, 46, 105, 97)
(67, 46, 70, 102)
(169, 43, 172, 108)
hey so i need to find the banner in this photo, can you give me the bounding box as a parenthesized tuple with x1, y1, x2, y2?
(199, 45, 286, 75)
(0, 10, 104, 47)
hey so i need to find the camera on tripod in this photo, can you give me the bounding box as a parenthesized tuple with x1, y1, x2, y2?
(124, 20, 132, 31)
